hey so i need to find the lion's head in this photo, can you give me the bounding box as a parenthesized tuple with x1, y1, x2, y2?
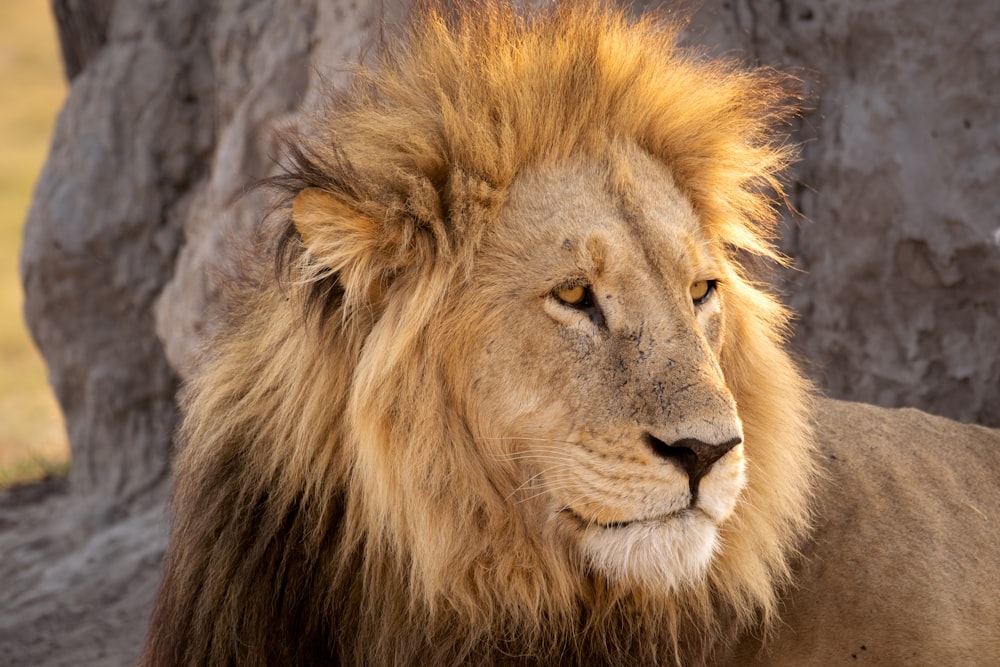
(145, 3, 817, 665)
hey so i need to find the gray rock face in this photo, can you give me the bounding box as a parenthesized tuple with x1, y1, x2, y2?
(21, 0, 214, 499)
(789, 1, 1000, 425)
(4, 1, 998, 665)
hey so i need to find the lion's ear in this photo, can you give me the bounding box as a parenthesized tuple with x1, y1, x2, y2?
(292, 187, 407, 308)
(292, 186, 391, 272)
(292, 187, 372, 262)
(291, 187, 333, 249)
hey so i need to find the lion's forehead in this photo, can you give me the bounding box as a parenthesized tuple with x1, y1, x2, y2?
(492, 146, 712, 284)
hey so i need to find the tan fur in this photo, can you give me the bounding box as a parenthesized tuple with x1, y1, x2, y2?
(729, 398, 1000, 665)
(141, 2, 1000, 666)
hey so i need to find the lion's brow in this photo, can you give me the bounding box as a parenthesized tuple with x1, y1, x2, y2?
(603, 151, 645, 231)
(584, 234, 608, 277)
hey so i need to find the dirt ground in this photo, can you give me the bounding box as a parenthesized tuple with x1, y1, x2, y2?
(0, 478, 167, 666)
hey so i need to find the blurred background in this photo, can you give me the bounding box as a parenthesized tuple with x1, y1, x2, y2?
(0, 2, 67, 487)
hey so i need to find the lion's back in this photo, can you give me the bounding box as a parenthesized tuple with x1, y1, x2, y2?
(727, 398, 1000, 664)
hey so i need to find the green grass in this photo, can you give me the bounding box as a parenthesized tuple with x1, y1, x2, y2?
(0, 2, 69, 487)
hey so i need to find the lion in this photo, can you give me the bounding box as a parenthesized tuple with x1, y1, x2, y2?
(141, 2, 1000, 665)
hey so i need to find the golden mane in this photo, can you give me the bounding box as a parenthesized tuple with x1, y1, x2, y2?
(142, 2, 816, 665)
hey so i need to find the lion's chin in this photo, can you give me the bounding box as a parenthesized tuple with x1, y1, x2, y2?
(574, 510, 719, 592)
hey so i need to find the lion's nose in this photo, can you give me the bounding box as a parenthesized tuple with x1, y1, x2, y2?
(644, 434, 742, 501)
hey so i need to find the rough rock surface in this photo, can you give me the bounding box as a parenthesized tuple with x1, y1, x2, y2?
(4, 1, 998, 665)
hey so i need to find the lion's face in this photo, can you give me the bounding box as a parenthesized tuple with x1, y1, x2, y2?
(445, 146, 746, 591)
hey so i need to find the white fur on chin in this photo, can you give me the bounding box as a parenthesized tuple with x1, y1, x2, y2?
(579, 512, 720, 592)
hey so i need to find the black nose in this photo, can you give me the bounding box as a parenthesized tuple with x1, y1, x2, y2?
(645, 434, 742, 501)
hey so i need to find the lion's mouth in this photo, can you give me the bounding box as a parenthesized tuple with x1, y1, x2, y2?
(559, 507, 696, 530)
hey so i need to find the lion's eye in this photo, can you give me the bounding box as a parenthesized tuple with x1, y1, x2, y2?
(690, 279, 717, 305)
(555, 284, 590, 307)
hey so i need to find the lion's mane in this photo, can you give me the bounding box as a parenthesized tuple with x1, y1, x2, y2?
(143, 2, 816, 665)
